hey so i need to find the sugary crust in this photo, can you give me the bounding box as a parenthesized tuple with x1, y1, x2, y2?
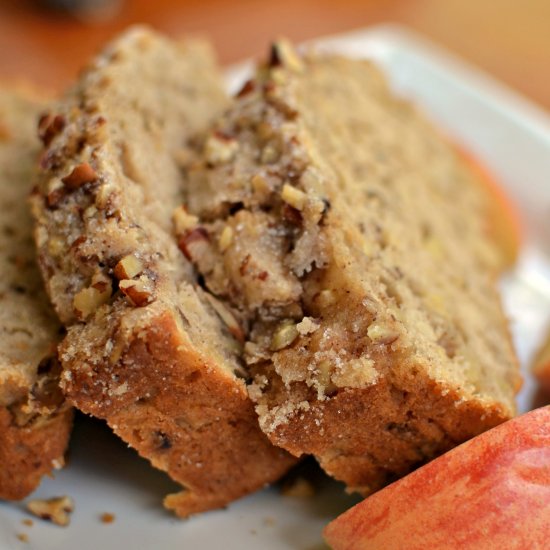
(255, 268, 519, 490)
(0, 405, 73, 500)
(260, 363, 511, 493)
(61, 307, 295, 517)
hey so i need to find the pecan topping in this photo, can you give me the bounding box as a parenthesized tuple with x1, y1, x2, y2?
(38, 113, 66, 146)
(204, 131, 239, 165)
(269, 40, 304, 72)
(113, 254, 144, 280)
(218, 225, 234, 252)
(281, 183, 307, 210)
(69, 235, 86, 250)
(119, 278, 154, 307)
(172, 205, 199, 234)
(204, 293, 245, 343)
(62, 162, 98, 190)
(270, 319, 299, 351)
(178, 227, 210, 261)
(73, 274, 112, 320)
(282, 203, 303, 226)
(46, 187, 66, 208)
(236, 79, 255, 98)
(367, 323, 400, 345)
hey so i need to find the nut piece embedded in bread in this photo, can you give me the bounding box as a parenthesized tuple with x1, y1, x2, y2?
(0, 89, 72, 501)
(185, 41, 521, 495)
(30, 27, 296, 517)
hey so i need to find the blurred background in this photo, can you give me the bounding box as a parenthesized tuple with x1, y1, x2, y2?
(1, 0, 549, 108)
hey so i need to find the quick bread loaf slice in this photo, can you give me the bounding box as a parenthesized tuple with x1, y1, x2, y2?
(30, 28, 295, 517)
(182, 42, 521, 494)
(0, 88, 72, 500)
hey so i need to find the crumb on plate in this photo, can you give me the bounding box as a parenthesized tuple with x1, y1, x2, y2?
(26, 495, 74, 527)
(280, 476, 315, 498)
(100, 512, 115, 524)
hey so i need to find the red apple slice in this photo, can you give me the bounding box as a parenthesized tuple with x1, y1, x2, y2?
(324, 406, 550, 550)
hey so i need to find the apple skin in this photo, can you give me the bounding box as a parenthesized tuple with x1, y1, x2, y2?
(324, 406, 550, 550)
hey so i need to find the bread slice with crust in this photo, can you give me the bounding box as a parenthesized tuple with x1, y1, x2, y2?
(182, 41, 521, 495)
(0, 88, 72, 500)
(30, 28, 295, 517)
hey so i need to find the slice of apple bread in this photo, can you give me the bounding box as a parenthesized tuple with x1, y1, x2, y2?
(31, 28, 295, 517)
(182, 41, 521, 494)
(0, 88, 72, 500)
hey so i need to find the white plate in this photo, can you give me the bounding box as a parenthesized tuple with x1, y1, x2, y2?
(2, 24, 550, 550)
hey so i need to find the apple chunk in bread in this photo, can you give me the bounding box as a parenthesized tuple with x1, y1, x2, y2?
(324, 406, 550, 550)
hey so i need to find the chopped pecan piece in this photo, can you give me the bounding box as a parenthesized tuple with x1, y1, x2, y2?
(204, 293, 245, 343)
(204, 131, 239, 165)
(172, 205, 199, 234)
(114, 254, 144, 280)
(73, 275, 112, 320)
(282, 203, 303, 226)
(316, 359, 337, 395)
(38, 113, 66, 146)
(269, 39, 304, 73)
(314, 289, 337, 308)
(270, 319, 299, 351)
(218, 225, 234, 252)
(236, 79, 255, 98)
(367, 323, 400, 345)
(281, 183, 307, 210)
(177, 227, 210, 261)
(62, 162, 98, 190)
(119, 278, 154, 307)
(46, 178, 66, 208)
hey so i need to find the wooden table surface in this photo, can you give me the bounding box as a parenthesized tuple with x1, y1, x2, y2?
(1, 0, 549, 111)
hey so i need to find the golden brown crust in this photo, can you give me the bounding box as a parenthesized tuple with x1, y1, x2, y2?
(0, 406, 73, 500)
(61, 308, 295, 517)
(262, 364, 511, 493)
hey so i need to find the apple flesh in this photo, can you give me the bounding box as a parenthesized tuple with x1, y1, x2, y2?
(324, 406, 550, 550)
